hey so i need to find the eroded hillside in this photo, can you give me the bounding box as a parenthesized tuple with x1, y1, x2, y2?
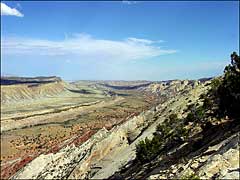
(0, 77, 160, 179)
(1, 72, 239, 179)
(6, 79, 203, 179)
(1, 76, 67, 104)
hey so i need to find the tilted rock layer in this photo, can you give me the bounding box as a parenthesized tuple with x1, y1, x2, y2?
(1, 76, 68, 104)
(10, 79, 239, 179)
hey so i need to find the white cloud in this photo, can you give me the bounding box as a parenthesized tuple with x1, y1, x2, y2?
(1, 2, 24, 17)
(127, 37, 164, 44)
(122, 1, 138, 5)
(1, 33, 177, 61)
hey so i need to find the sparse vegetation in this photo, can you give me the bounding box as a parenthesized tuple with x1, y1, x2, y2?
(136, 113, 190, 162)
(184, 103, 207, 125)
(136, 51, 240, 167)
(199, 52, 240, 118)
(181, 173, 201, 180)
(217, 52, 240, 118)
(135, 137, 161, 162)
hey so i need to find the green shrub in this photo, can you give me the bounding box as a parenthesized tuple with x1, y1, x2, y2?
(168, 113, 178, 123)
(195, 106, 205, 121)
(136, 136, 162, 163)
(156, 123, 171, 138)
(185, 103, 207, 124)
(136, 114, 188, 163)
(202, 97, 212, 109)
(217, 52, 240, 118)
(181, 173, 200, 180)
(136, 114, 179, 162)
(210, 78, 222, 92)
(185, 112, 195, 123)
(175, 125, 189, 139)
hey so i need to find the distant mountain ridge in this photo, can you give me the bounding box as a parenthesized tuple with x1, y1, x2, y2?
(0, 76, 62, 85)
(0, 76, 68, 104)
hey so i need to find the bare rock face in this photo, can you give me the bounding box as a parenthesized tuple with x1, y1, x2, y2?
(11, 128, 110, 179)
(147, 134, 239, 180)
(11, 108, 156, 179)
(197, 133, 239, 179)
(142, 80, 195, 96)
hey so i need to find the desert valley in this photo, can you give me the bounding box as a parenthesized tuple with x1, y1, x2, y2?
(1, 70, 239, 179)
(1, 1, 239, 179)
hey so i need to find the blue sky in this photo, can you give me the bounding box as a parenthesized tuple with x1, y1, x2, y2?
(1, 1, 239, 81)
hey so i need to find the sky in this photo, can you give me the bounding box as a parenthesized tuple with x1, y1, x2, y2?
(1, 1, 239, 81)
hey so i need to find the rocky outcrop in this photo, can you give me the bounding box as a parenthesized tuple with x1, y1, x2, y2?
(68, 80, 207, 179)
(11, 109, 156, 179)
(10, 78, 237, 180)
(197, 133, 239, 179)
(11, 128, 109, 179)
(148, 132, 239, 179)
(140, 80, 198, 96)
(108, 79, 239, 180)
(0, 76, 72, 104)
